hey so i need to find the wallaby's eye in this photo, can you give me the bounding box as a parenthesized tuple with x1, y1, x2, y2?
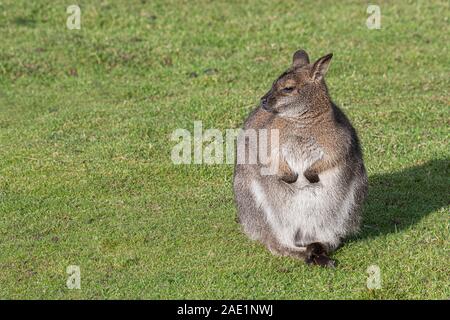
(281, 86, 295, 93)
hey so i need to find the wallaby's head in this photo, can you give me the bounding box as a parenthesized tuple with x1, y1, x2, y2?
(260, 50, 333, 117)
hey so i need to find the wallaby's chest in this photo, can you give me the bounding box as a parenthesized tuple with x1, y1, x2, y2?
(248, 109, 330, 174)
(280, 133, 324, 173)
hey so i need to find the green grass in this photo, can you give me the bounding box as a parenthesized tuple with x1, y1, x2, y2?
(0, 0, 449, 299)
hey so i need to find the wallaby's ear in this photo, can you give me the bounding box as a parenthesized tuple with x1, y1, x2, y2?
(311, 53, 333, 80)
(292, 49, 310, 68)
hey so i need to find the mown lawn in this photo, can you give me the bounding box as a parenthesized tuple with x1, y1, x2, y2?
(0, 0, 448, 299)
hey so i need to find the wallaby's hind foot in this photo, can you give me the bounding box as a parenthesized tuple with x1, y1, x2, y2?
(268, 242, 336, 268)
(305, 243, 336, 268)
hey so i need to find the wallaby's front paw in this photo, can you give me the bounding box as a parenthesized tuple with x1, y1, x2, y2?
(304, 169, 320, 184)
(280, 172, 298, 184)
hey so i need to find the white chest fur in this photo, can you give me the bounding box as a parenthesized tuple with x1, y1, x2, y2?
(250, 139, 356, 250)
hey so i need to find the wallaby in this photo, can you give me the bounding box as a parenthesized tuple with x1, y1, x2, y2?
(233, 49, 368, 267)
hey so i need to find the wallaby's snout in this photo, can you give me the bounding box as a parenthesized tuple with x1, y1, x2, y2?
(260, 85, 283, 113)
(260, 96, 269, 110)
(260, 91, 275, 112)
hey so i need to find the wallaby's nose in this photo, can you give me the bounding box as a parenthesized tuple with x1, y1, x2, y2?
(260, 97, 269, 110)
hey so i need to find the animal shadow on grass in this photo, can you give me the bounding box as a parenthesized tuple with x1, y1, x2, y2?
(351, 158, 449, 242)
(13, 17, 36, 27)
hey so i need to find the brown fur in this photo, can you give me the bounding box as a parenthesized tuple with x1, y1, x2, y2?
(234, 49, 368, 267)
